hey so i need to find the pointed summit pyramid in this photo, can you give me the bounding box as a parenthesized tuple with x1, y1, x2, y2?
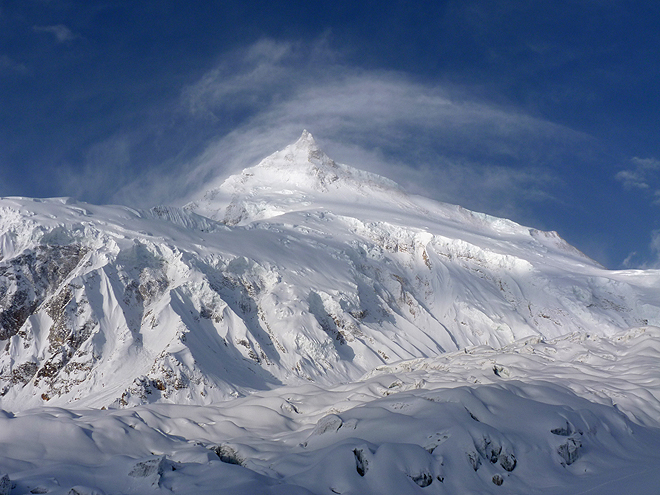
(298, 128, 315, 144)
(287, 129, 340, 173)
(251, 129, 343, 190)
(294, 129, 320, 152)
(187, 130, 408, 224)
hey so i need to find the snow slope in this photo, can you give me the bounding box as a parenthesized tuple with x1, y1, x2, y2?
(2, 131, 659, 410)
(1, 131, 660, 494)
(2, 326, 660, 494)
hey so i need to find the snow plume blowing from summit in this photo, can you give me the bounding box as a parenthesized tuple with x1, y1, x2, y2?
(1, 132, 660, 494)
(90, 38, 640, 268)
(110, 40, 585, 226)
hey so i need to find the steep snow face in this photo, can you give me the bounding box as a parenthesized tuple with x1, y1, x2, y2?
(1, 133, 660, 410)
(187, 130, 411, 225)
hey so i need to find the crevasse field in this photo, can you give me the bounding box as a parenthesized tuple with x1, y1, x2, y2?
(1, 132, 660, 494)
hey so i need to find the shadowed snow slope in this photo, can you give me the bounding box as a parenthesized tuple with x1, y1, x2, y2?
(2, 132, 660, 493)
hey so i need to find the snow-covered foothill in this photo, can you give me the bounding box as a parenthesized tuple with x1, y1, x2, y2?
(1, 327, 660, 494)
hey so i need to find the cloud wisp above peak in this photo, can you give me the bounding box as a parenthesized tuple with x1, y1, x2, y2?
(45, 37, 616, 266)
(132, 39, 587, 219)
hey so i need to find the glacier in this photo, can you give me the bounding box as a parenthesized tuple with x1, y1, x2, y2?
(0, 131, 660, 494)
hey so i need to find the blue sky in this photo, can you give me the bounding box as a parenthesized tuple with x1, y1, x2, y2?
(1, 1, 659, 269)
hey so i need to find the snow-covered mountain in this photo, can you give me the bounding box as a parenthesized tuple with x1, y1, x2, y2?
(2, 131, 660, 494)
(1, 131, 659, 410)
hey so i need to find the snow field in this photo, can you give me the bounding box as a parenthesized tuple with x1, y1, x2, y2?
(2, 327, 660, 494)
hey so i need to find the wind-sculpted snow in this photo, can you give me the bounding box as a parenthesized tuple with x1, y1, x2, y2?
(2, 132, 660, 409)
(1, 327, 660, 494)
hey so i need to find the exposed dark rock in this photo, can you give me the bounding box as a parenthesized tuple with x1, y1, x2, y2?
(310, 414, 343, 436)
(492, 365, 509, 377)
(353, 448, 369, 476)
(0, 245, 87, 340)
(551, 421, 573, 436)
(308, 292, 348, 345)
(152, 379, 166, 391)
(558, 437, 581, 465)
(492, 474, 504, 486)
(0, 474, 10, 495)
(0, 293, 37, 341)
(467, 451, 481, 471)
(409, 472, 433, 487)
(67, 487, 105, 495)
(476, 435, 502, 463)
(11, 361, 38, 384)
(213, 445, 245, 466)
(499, 451, 516, 472)
(465, 408, 480, 422)
(128, 455, 175, 487)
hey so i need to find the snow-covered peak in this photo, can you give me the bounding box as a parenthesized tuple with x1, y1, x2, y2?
(233, 128, 346, 193)
(187, 130, 408, 224)
(185, 132, 595, 268)
(242, 129, 400, 193)
(290, 128, 324, 158)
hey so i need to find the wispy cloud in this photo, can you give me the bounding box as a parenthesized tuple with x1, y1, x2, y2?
(615, 157, 660, 198)
(58, 135, 132, 204)
(33, 24, 78, 43)
(615, 169, 650, 190)
(614, 157, 660, 268)
(622, 228, 660, 269)
(633, 230, 660, 269)
(181, 39, 307, 121)
(651, 230, 660, 265)
(93, 38, 590, 224)
(0, 54, 27, 74)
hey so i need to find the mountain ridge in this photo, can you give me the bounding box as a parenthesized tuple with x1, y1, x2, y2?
(1, 132, 658, 410)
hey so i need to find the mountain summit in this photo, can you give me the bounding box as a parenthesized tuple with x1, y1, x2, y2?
(187, 130, 407, 225)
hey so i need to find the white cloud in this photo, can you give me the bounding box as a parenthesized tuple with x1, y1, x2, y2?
(632, 157, 660, 169)
(615, 170, 649, 189)
(0, 54, 27, 74)
(621, 251, 638, 269)
(58, 135, 132, 204)
(108, 38, 590, 223)
(616, 157, 660, 192)
(622, 230, 660, 269)
(33, 24, 78, 43)
(648, 230, 660, 269)
(181, 40, 301, 120)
